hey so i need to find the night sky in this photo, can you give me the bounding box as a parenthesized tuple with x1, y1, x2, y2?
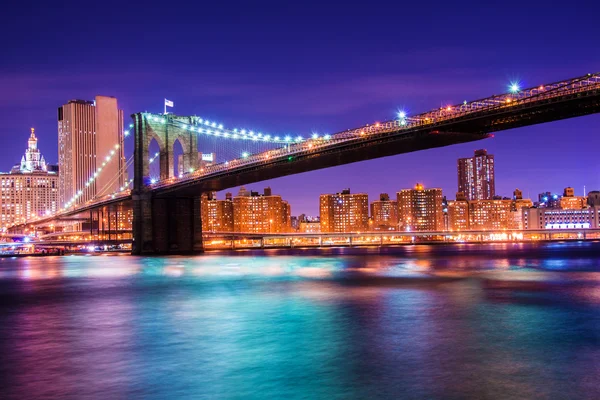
(2, 0, 599, 215)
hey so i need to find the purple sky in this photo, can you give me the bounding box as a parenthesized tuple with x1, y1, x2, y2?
(2, 0, 599, 215)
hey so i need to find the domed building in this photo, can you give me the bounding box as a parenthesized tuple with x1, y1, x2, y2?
(1, 129, 59, 227)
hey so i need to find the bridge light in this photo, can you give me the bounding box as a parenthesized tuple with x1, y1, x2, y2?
(398, 111, 406, 119)
(288, 156, 293, 161)
(233, 134, 239, 139)
(446, 106, 452, 111)
(324, 134, 331, 140)
(241, 129, 247, 134)
(124, 130, 130, 136)
(274, 136, 280, 141)
(233, 128, 238, 132)
(265, 134, 271, 140)
(312, 133, 319, 139)
(242, 152, 249, 158)
(285, 136, 291, 142)
(296, 136, 303, 142)
(129, 124, 134, 128)
(400, 119, 407, 126)
(211, 122, 217, 128)
(218, 124, 223, 129)
(181, 124, 187, 129)
(150, 179, 156, 184)
(155, 152, 159, 157)
(258, 132, 263, 137)
(249, 131, 255, 136)
(509, 82, 520, 93)
(160, 119, 166, 124)
(204, 120, 210, 126)
(189, 168, 194, 173)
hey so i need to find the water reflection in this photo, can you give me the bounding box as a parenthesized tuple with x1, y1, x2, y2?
(0, 242, 599, 399)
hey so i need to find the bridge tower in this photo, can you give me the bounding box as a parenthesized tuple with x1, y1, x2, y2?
(131, 113, 203, 255)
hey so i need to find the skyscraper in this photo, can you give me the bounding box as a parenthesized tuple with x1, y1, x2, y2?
(58, 96, 126, 208)
(457, 149, 495, 201)
(0, 129, 59, 226)
(397, 184, 444, 231)
(320, 189, 369, 233)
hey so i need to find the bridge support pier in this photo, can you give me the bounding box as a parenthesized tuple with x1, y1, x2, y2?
(132, 193, 203, 255)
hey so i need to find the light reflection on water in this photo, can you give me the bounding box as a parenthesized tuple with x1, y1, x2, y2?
(0, 242, 599, 399)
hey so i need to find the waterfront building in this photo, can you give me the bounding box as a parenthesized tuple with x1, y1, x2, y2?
(370, 193, 398, 231)
(457, 149, 495, 200)
(0, 129, 59, 226)
(560, 187, 586, 210)
(447, 199, 469, 231)
(58, 96, 126, 207)
(201, 192, 234, 232)
(233, 187, 290, 233)
(523, 207, 600, 229)
(397, 184, 444, 231)
(299, 221, 321, 233)
(468, 199, 520, 230)
(320, 189, 369, 233)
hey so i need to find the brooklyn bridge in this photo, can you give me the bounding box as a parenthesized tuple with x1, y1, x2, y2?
(6, 72, 600, 254)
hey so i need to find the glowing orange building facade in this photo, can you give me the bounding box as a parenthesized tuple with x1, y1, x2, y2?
(397, 184, 444, 231)
(370, 193, 398, 231)
(233, 187, 290, 233)
(201, 192, 234, 232)
(320, 189, 369, 233)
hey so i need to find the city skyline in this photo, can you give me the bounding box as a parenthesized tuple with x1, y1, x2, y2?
(2, 1, 600, 216)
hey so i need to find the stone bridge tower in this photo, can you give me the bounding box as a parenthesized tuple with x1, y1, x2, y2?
(131, 113, 203, 255)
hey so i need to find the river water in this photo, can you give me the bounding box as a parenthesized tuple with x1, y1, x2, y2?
(0, 242, 599, 399)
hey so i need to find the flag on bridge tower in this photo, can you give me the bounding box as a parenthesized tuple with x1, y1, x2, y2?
(164, 99, 174, 114)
